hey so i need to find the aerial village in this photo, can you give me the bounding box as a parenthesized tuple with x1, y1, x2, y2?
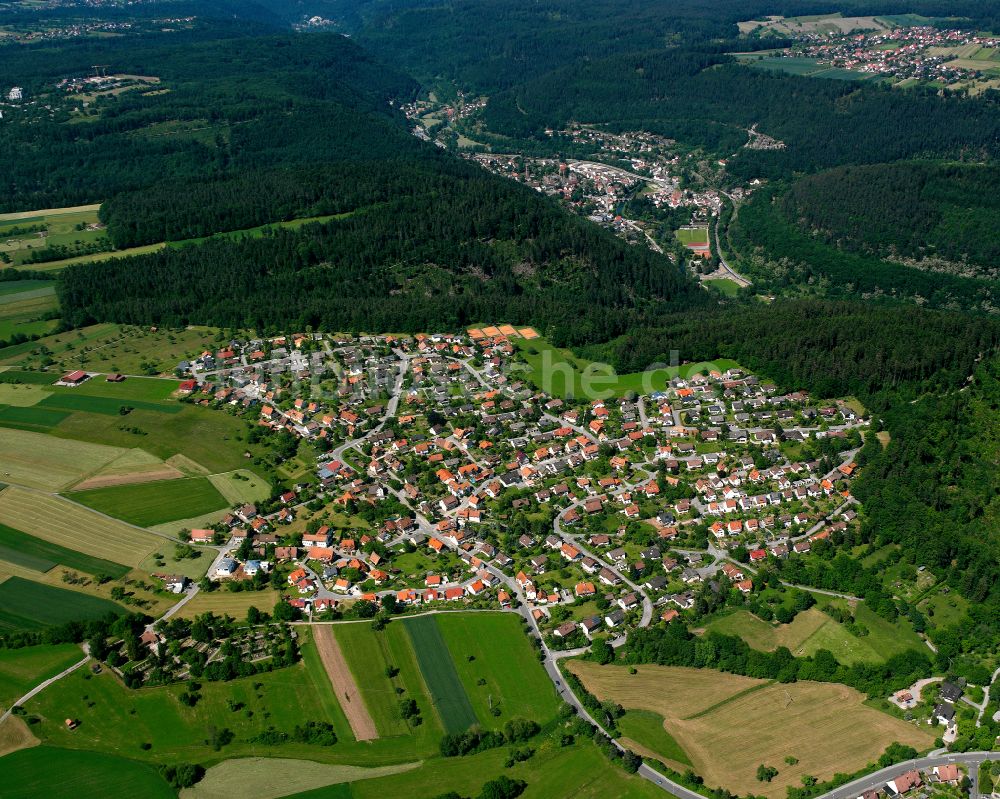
(170, 325, 871, 655)
(753, 25, 1000, 89)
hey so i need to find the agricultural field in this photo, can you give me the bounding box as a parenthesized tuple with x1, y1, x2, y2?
(513, 336, 739, 399)
(0, 522, 130, 577)
(2, 746, 176, 799)
(0, 205, 109, 268)
(704, 607, 884, 665)
(183, 758, 421, 799)
(0, 576, 125, 631)
(568, 661, 933, 798)
(0, 556, 172, 618)
(1, 372, 185, 423)
(332, 620, 444, 743)
(0, 642, 84, 711)
(436, 613, 560, 726)
(0, 382, 51, 406)
(66, 476, 229, 527)
(208, 470, 271, 505)
(0, 280, 59, 341)
(298, 626, 361, 744)
(23, 651, 428, 767)
(173, 585, 283, 618)
(737, 13, 895, 37)
(616, 709, 691, 769)
(0, 714, 38, 758)
(344, 736, 665, 799)
(51, 403, 261, 476)
(403, 615, 478, 733)
(70, 448, 185, 491)
(0, 486, 164, 567)
(0, 428, 127, 490)
(333, 624, 412, 738)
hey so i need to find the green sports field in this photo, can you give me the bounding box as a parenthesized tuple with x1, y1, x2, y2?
(403, 615, 478, 734)
(0, 576, 125, 631)
(436, 613, 560, 726)
(675, 226, 710, 245)
(66, 476, 229, 527)
(0, 522, 130, 577)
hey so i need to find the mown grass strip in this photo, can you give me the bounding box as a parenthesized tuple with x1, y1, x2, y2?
(682, 680, 774, 720)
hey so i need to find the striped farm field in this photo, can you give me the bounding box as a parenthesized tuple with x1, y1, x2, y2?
(0, 576, 125, 631)
(0, 428, 126, 490)
(331, 621, 442, 743)
(403, 615, 477, 734)
(0, 486, 162, 566)
(70, 448, 184, 491)
(436, 612, 560, 726)
(65, 476, 229, 527)
(314, 625, 378, 741)
(569, 662, 933, 798)
(0, 522, 130, 577)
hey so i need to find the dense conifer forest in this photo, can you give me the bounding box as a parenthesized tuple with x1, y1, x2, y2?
(779, 163, 1000, 271)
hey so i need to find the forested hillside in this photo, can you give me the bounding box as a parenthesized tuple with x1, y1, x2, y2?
(336, 0, 1000, 90)
(852, 355, 1000, 652)
(483, 54, 1000, 178)
(780, 163, 1000, 273)
(580, 300, 1000, 405)
(729, 186, 1000, 312)
(0, 27, 420, 212)
(60, 169, 707, 346)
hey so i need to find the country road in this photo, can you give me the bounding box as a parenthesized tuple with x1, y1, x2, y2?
(0, 645, 90, 724)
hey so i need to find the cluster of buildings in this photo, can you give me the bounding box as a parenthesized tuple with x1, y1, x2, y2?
(184, 325, 868, 644)
(769, 26, 1000, 87)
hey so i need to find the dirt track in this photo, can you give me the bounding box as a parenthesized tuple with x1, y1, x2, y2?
(71, 465, 183, 491)
(312, 626, 378, 741)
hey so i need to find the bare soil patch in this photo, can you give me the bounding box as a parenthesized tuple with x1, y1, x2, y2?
(312, 625, 378, 741)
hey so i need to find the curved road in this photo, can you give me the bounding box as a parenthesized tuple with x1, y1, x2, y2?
(0, 644, 90, 724)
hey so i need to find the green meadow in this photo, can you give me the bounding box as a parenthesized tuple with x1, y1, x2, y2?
(0, 643, 84, 711)
(0, 577, 125, 631)
(436, 613, 560, 727)
(66, 476, 229, 527)
(2, 747, 176, 799)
